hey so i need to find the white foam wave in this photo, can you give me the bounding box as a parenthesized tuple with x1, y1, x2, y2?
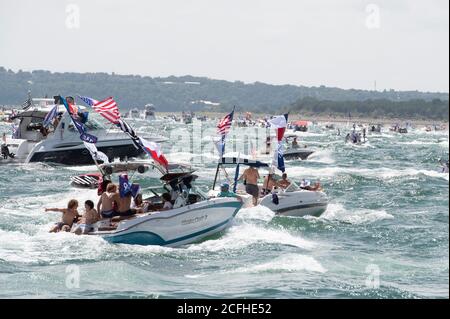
(187, 223, 316, 252)
(227, 254, 326, 274)
(320, 203, 394, 224)
(307, 149, 335, 164)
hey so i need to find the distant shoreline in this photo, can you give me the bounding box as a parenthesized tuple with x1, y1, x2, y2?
(159, 112, 449, 126)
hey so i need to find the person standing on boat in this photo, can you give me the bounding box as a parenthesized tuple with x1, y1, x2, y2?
(238, 166, 260, 206)
(262, 173, 277, 195)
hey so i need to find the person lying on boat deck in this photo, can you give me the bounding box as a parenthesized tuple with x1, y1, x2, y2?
(292, 137, 299, 149)
(161, 193, 173, 210)
(131, 193, 149, 213)
(238, 166, 260, 206)
(98, 183, 118, 218)
(218, 183, 237, 198)
(45, 199, 80, 233)
(278, 173, 291, 189)
(262, 173, 277, 195)
(300, 179, 322, 191)
(71, 200, 99, 235)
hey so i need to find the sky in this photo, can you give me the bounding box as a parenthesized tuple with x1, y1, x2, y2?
(0, 0, 448, 92)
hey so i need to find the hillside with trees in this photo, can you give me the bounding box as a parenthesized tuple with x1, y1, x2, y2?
(0, 67, 448, 119)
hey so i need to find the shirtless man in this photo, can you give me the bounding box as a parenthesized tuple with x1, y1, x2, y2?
(45, 199, 80, 232)
(97, 183, 118, 219)
(278, 173, 291, 189)
(116, 193, 137, 217)
(262, 173, 277, 195)
(72, 200, 99, 235)
(239, 166, 260, 206)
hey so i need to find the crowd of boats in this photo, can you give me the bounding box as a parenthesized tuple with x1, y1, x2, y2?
(1, 94, 448, 247)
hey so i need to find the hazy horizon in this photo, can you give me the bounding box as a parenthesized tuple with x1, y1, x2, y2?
(1, 0, 448, 93)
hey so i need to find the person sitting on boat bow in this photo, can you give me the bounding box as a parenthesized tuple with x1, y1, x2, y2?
(98, 183, 119, 219)
(45, 199, 80, 233)
(71, 200, 99, 235)
(278, 173, 291, 189)
(292, 137, 299, 149)
(115, 174, 141, 217)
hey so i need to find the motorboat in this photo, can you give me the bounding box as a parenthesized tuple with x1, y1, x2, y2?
(3, 96, 165, 165)
(283, 134, 315, 160)
(209, 157, 328, 217)
(142, 104, 156, 120)
(283, 147, 314, 160)
(370, 124, 382, 133)
(81, 163, 243, 246)
(291, 120, 308, 132)
(182, 111, 194, 124)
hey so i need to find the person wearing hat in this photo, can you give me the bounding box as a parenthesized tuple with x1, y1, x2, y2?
(218, 183, 237, 198)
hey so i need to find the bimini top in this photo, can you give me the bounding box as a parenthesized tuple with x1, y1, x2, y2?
(219, 157, 269, 168)
(292, 120, 308, 127)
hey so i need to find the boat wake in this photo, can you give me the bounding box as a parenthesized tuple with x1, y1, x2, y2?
(320, 203, 394, 224)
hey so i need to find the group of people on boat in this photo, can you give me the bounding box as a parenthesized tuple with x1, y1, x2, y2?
(44, 176, 176, 234)
(234, 165, 321, 206)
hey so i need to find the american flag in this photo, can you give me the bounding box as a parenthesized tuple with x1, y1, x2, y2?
(92, 97, 121, 124)
(217, 107, 235, 136)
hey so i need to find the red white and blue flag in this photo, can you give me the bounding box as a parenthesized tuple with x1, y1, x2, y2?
(78, 95, 169, 171)
(92, 97, 121, 124)
(215, 107, 235, 157)
(77, 96, 99, 107)
(60, 96, 99, 144)
(139, 137, 169, 169)
(268, 114, 289, 172)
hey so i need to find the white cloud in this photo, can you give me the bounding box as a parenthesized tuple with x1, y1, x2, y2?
(0, 0, 448, 92)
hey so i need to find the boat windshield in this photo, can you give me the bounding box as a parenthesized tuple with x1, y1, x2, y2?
(67, 113, 108, 132)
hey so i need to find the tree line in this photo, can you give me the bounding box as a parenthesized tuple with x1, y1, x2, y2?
(0, 67, 448, 119)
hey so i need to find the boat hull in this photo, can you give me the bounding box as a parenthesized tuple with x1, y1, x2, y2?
(96, 198, 242, 247)
(259, 190, 328, 217)
(283, 149, 314, 160)
(27, 142, 144, 165)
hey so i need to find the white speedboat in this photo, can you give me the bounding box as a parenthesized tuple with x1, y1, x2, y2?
(142, 104, 156, 120)
(209, 157, 328, 217)
(85, 164, 243, 246)
(3, 97, 164, 165)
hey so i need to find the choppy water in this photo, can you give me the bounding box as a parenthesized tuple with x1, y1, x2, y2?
(0, 120, 448, 298)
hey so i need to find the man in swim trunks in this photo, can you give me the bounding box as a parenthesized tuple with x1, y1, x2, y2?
(45, 199, 80, 232)
(116, 192, 137, 217)
(97, 183, 119, 219)
(262, 173, 277, 195)
(239, 166, 260, 206)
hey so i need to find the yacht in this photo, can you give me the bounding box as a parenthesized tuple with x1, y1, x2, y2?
(3, 97, 165, 165)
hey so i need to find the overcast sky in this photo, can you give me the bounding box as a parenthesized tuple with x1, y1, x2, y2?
(1, 0, 448, 92)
